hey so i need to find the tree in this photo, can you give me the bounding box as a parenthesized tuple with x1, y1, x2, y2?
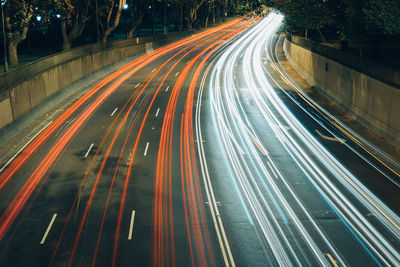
(364, 0, 400, 35)
(5, 0, 35, 66)
(97, 0, 126, 42)
(184, 0, 205, 30)
(273, 0, 337, 42)
(126, 0, 147, 38)
(50, 0, 90, 50)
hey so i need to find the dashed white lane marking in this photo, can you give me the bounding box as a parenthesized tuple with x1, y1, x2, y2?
(128, 210, 136, 240)
(0, 120, 53, 174)
(315, 129, 346, 143)
(135, 83, 141, 88)
(152, 68, 156, 73)
(144, 142, 150, 156)
(155, 108, 160, 117)
(110, 108, 118, 117)
(267, 161, 279, 179)
(40, 213, 57, 244)
(175, 72, 180, 77)
(84, 143, 94, 158)
(187, 60, 191, 65)
(165, 86, 170, 92)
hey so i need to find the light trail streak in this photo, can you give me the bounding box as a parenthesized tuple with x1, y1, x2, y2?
(52, 24, 238, 266)
(208, 12, 400, 266)
(154, 17, 257, 267)
(196, 56, 236, 267)
(186, 21, 259, 265)
(67, 23, 235, 266)
(0, 17, 250, 260)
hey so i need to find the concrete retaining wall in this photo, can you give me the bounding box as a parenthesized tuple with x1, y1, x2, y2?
(0, 31, 192, 131)
(284, 38, 400, 147)
(0, 43, 146, 130)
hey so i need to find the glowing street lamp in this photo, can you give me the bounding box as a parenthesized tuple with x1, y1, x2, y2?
(123, 3, 128, 9)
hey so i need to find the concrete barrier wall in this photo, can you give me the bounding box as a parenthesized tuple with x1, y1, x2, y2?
(0, 90, 13, 129)
(2, 44, 146, 128)
(284, 38, 400, 147)
(0, 30, 195, 131)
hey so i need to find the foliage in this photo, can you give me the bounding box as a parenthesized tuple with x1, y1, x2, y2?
(272, 0, 400, 42)
(364, 0, 400, 35)
(5, 0, 35, 41)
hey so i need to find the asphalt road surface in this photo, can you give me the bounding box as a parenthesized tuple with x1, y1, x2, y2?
(0, 13, 399, 267)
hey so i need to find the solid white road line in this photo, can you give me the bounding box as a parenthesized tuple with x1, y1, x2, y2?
(40, 213, 57, 244)
(152, 68, 156, 73)
(144, 142, 150, 156)
(175, 72, 180, 77)
(155, 108, 160, 117)
(0, 120, 53, 174)
(128, 210, 136, 240)
(110, 108, 118, 117)
(135, 83, 141, 88)
(84, 143, 94, 158)
(165, 86, 170, 92)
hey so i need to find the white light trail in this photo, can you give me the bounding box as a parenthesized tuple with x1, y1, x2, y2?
(207, 13, 400, 266)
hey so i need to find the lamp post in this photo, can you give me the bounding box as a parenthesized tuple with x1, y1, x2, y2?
(1, 0, 8, 72)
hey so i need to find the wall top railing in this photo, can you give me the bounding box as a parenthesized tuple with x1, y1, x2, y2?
(0, 31, 191, 93)
(286, 33, 400, 89)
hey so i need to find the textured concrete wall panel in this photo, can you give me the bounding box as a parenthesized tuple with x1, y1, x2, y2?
(0, 96, 13, 129)
(284, 39, 400, 147)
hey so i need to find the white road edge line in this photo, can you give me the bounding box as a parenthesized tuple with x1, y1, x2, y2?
(0, 120, 53, 174)
(155, 108, 160, 117)
(135, 83, 141, 88)
(144, 142, 150, 156)
(111, 108, 118, 117)
(128, 210, 136, 240)
(165, 86, 170, 92)
(175, 72, 180, 77)
(40, 213, 57, 244)
(152, 68, 156, 73)
(84, 143, 94, 158)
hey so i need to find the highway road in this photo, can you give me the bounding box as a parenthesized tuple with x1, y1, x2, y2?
(0, 13, 400, 267)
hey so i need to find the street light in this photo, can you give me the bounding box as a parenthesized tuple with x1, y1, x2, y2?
(123, 3, 128, 10)
(1, 0, 7, 72)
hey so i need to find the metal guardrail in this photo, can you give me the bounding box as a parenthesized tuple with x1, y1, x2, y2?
(286, 33, 400, 89)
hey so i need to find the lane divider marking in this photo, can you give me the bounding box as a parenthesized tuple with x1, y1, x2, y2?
(128, 210, 136, 240)
(40, 213, 57, 244)
(84, 143, 94, 158)
(144, 142, 150, 156)
(267, 162, 279, 179)
(315, 129, 346, 144)
(111, 108, 118, 117)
